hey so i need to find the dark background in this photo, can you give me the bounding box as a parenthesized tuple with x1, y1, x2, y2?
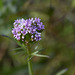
(0, 0, 75, 75)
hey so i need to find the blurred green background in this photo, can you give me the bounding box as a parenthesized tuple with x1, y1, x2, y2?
(0, 0, 75, 75)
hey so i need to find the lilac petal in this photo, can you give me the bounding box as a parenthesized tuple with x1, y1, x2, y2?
(21, 29, 26, 35)
(12, 29, 17, 35)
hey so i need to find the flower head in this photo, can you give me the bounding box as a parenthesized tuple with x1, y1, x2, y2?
(12, 18, 45, 43)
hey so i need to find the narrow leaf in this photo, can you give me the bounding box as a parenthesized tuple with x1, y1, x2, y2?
(56, 68, 68, 75)
(0, 35, 15, 40)
(24, 55, 33, 62)
(28, 56, 33, 62)
(38, 48, 46, 52)
(32, 51, 39, 54)
(10, 48, 23, 51)
(13, 51, 25, 55)
(32, 53, 50, 58)
(25, 55, 31, 60)
(32, 48, 46, 54)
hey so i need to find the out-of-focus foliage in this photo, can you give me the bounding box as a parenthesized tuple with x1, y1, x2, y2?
(0, 0, 75, 75)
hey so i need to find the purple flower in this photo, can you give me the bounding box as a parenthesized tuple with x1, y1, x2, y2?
(34, 17, 41, 23)
(12, 17, 45, 42)
(21, 29, 27, 35)
(34, 32, 41, 41)
(12, 28, 17, 35)
(30, 27, 36, 34)
(35, 37, 41, 41)
(15, 33, 21, 40)
(16, 27, 21, 33)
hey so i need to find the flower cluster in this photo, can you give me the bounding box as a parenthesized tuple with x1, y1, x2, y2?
(12, 18, 45, 42)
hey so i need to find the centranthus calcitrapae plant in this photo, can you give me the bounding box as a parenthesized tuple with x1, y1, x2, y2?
(12, 17, 49, 75)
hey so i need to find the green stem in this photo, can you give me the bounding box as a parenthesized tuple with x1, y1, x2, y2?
(26, 42, 34, 75)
